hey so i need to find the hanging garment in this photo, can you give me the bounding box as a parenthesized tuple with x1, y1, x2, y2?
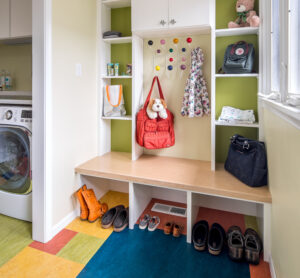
(181, 47, 210, 118)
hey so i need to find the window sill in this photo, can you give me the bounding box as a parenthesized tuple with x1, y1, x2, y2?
(259, 94, 300, 130)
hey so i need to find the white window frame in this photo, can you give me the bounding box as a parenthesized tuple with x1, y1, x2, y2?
(260, 0, 300, 129)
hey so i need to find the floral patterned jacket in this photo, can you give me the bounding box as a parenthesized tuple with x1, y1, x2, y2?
(181, 47, 210, 117)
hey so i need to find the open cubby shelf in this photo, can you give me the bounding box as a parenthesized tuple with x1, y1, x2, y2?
(100, 4, 133, 155)
(212, 0, 260, 169)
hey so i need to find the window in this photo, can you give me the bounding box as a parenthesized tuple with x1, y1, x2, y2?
(288, 0, 300, 96)
(271, 0, 280, 93)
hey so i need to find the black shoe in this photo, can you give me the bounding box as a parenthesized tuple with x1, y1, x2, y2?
(113, 207, 129, 232)
(208, 223, 226, 256)
(192, 220, 209, 251)
(227, 226, 244, 261)
(101, 205, 125, 229)
(244, 228, 262, 265)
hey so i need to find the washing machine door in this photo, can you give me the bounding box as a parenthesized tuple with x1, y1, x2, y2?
(0, 126, 31, 194)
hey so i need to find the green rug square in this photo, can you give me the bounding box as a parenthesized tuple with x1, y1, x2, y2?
(0, 214, 33, 267)
(57, 233, 105, 265)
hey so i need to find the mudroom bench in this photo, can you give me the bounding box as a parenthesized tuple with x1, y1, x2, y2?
(75, 152, 272, 262)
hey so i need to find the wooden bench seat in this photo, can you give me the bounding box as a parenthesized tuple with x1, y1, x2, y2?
(75, 152, 272, 204)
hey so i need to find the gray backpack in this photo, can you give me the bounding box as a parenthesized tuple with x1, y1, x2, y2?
(222, 41, 255, 74)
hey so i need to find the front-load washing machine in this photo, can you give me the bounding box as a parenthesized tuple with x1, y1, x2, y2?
(0, 105, 32, 221)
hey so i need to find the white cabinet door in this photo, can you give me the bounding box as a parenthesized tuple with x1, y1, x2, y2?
(0, 0, 10, 39)
(132, 0, 169, 32)
(10, 0, 32, 38)
(169, 0, 210, 28)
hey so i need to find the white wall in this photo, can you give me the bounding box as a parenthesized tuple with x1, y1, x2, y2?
(51, 0, 98, 229)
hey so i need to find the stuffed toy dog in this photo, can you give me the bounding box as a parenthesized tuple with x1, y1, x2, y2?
(147, 98, 168, 119)
(228, 0, 260, 28)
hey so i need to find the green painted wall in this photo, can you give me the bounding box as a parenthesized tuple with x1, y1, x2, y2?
(216, 35, 259, 73)
(216, 126, 258, 163)
(111, 120, 132, 152)
(216, 77, 258, 119)
(216, 0, 259, 29)
(110, 8, 132, 153)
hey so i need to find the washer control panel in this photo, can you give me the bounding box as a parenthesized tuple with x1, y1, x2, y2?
(0, 106, 32, 129)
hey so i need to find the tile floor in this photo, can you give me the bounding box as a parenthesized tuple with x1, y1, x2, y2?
(0, 191, 271, 278)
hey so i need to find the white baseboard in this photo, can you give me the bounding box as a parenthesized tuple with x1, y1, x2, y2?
(50, 209, 78, 239)
(269, 256, 277, 278)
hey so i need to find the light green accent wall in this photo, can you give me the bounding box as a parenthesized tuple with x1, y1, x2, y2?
(216, 77, 258, 119)
(111, 120, 132, 153)
(216, 35, 259, 73)
(110, 8, 132, 153)
(216, 0, 259, 29)
(216, 126, 258, 163)
(0, 44, 32, 91)
(111, 7, 131, 37)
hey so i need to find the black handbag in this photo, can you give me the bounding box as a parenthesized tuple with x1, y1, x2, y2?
(225, 135, 268, 187)
(222, 41, 255, 74)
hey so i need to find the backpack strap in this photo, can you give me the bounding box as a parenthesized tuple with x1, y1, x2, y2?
(143, 76, 165, 109)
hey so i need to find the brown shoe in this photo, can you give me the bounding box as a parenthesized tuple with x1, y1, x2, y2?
(76, 185, 89, 221)
(173, 224, 183, 238)
(164, 222, 173, 235)
(82, 189, 101, 223)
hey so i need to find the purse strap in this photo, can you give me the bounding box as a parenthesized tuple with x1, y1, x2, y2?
(106, 85, 123, 107)
(143, 76, 165, 109)
(230, 41, 249, 56)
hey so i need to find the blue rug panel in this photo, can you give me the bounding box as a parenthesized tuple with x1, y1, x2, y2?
(78, 225, 250, 278)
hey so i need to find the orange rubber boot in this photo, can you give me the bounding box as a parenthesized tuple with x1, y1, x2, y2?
(82, 189, 102, 223)
(76, 185, 89, 221)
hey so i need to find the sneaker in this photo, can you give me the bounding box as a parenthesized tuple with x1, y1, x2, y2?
(139, 214, 151, 230)
(227, 226, 244, 261)
(148, 216, 160, 232)
(244, 228, 263, 265)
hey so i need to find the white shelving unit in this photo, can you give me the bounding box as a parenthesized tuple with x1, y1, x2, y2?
(0, 91, 32, 97)
(215, 73, 259, 78)
(215, 27, 259, 37)
(102, 115, 132, 120)
(211, 3, 262, 171)
(101, 75, 132, 79)
(215, 120, 259, 128)
(102, 0, 131, 9)
(103, 36, 132, 44)
(98, 0, 144, 160)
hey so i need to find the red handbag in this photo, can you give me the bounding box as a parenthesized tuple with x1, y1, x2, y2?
(136, 76, 175, 149)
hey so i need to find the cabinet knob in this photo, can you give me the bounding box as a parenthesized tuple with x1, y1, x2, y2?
(160, 20, 167, 26)
(170, 19, 177, 25)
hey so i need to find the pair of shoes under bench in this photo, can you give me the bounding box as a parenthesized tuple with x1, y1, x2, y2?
(139, 214, 160, 231)
(101, 205, 129, 232)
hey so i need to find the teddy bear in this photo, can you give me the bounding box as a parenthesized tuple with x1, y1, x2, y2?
(228, 0, 260, 28)
(147, 98, 168, 119)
